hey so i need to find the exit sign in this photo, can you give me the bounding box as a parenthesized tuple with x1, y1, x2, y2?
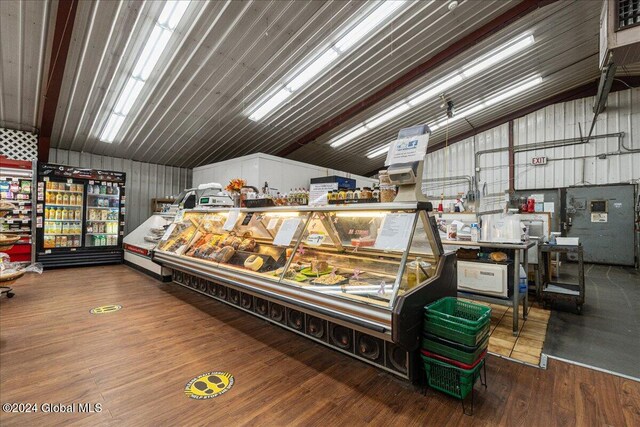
(531, 156, 548, 165)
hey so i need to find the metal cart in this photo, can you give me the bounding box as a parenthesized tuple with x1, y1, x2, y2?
(537, 243, 585, 314)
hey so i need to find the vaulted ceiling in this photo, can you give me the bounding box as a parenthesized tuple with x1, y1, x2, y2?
(1, 0, 637, 175)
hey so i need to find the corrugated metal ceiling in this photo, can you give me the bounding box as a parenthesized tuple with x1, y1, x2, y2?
(0, 0, 51, 133)
(1, 0, 637, 176)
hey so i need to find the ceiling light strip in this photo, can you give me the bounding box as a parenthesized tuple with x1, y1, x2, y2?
(99, 1, 190, 143)
(328, 33, 535, 149)
(248, 0, 409, 122)
(364, 76, 543, 159)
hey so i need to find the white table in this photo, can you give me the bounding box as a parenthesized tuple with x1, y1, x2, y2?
(441, 240, 536, 336)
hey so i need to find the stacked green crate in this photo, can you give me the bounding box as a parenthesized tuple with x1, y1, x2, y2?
(421, 297, 491, 400)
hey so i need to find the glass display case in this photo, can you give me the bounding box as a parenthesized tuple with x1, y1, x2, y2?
(153, 203, 456, 380)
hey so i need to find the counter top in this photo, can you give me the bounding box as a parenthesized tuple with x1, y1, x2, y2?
(440, 240, 536, 250)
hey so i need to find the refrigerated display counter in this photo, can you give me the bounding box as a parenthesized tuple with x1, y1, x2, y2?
(152, 202, 456, 380)
(123, 213, 174, 281)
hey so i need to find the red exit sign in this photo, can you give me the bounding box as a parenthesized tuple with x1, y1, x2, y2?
(531, 156, 548, 165)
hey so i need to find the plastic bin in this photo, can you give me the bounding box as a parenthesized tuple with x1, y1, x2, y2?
(421, 353, 485, 400)
(424, 297, 491, 340)
(423, 317, 490, 347)
(422, 333, 488, 365)
(421, 348, 487, 370)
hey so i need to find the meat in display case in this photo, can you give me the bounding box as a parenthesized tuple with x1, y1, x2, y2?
(36, 163, 126, 268)
(153, 203, 456, 381)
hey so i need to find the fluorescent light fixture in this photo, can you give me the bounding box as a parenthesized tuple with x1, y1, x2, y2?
(99, 1, 190, 143)
(114, 77, 145, 115)
(158, 0, 190, 30)
(485, 76, 542, 106)
(431, 76, 543, 129)
(366, 143, 391, 159)
(334, 0, 407, 52)
(132, 26, 173, 81)
(329, 33, 536, 149)
(101, 114, 126, 143)
(461, 34, 534, 78)
(407, 74, 463, 107)
(329, 125, 368, 148)
(249, 88, 292, 121)
(248, 0, 409, 122)
(365, 102, 410, 129)
(286, 49, 339, 92)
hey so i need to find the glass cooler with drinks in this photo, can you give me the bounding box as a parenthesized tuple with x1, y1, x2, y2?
(35, 163, 126, 268)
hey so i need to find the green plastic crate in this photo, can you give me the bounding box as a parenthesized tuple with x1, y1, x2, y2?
(421, 353, 484, 400)
(421, 334, 489, 365)
(423, 317, 490, 347)
(424, 297, 491, 336)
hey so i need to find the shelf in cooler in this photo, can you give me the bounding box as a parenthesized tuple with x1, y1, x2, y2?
(87, 206, 119, 210)
(46, 204, 82, 208)
(87, 194, 118, 198)
(0, 198, 31, 202)
(0, 218, 30, 223)
(46, 190, 83, 194)
(43, 233, 81, 236)
(45, 219, 82, 222)
(86, 233, 118, 236)
(86, 219, 117, 222)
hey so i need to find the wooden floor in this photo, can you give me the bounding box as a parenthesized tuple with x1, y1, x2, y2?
(486, 302, 550, 365)
(1, 265, 638, 426)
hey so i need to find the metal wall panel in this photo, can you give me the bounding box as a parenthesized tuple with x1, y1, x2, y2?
(423, 88, 640, 198)
(514, 87, 640, 189)
(423, 123, 509, 199)
(48, 148, 192, 234)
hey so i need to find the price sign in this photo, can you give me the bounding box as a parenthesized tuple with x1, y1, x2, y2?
(266, 218, 279, 230)
(223, 209, 240, 231)
(161, 224, 176, 241)
(305, 233, 325, 246)
(241, 213, 253, 226)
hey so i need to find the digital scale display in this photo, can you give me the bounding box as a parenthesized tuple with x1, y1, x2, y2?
(200, 197, 210, 204)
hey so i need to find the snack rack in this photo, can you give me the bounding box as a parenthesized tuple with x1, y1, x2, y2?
(0, 157, 36, 263)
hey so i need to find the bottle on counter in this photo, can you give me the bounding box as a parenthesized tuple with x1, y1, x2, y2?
(471, 223, 479, 242)
(346, 188, 354, 201)
(353, 188, 361, 200)
(361, 187, 372, 200)
(372, 185, 380, 202)
(337, 188, 346, 201)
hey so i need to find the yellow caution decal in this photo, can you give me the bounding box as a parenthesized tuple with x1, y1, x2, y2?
(184, 372, 234, 399)
(89, 304, 122, 314)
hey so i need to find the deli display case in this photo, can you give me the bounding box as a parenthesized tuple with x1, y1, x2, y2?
(123, 213, 175, 280)
(152, 202, 456, 381)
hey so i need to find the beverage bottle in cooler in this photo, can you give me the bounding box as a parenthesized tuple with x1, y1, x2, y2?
(56, 192, 63, 204)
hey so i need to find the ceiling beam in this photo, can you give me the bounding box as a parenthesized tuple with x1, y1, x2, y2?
(277, 0, 559, 158)
(362, 75, 640, 176)
(37, 0, 78, 162)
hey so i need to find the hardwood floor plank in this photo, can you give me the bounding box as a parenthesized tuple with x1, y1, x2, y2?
(1, 265, 638, 426)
